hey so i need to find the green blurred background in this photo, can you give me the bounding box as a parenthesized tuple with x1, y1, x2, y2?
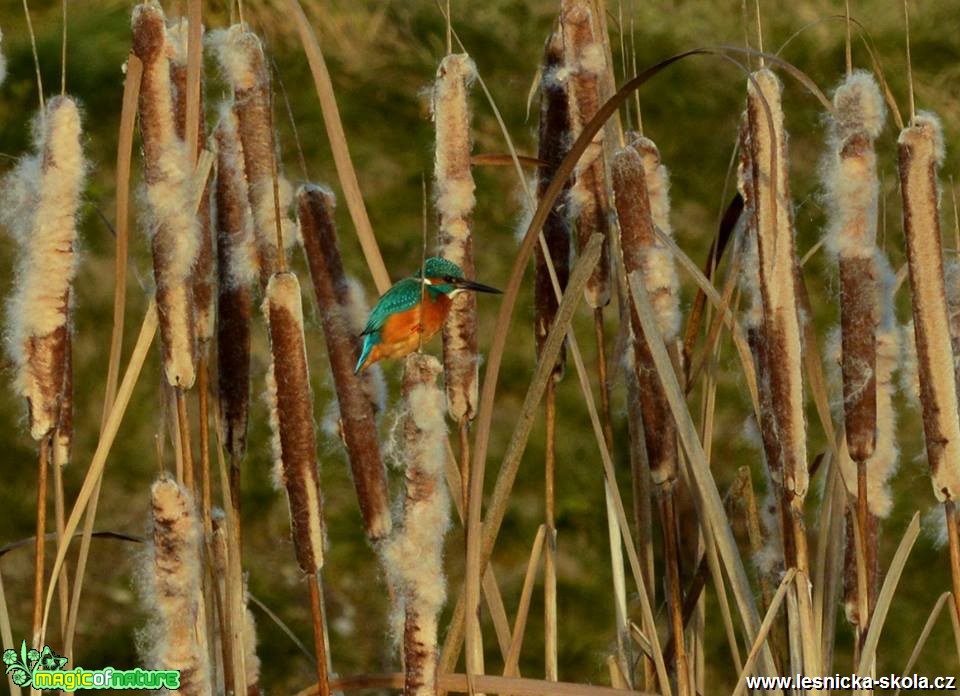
(0, 1, 958, 693)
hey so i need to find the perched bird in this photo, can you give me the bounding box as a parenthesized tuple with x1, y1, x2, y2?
(355, 257, 501, 373)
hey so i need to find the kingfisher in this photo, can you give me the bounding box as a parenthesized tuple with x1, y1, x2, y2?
(354, 256, 502, 373)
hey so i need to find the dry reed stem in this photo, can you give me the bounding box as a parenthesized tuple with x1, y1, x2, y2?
(143, 477, 211, 695)
(264, 272, 325, 574)
(433, 53, 479, 423)
(210, 25, 295, 288)
(381, 354, 450, 696)
(745, 68, 808, 505)
(534, 33, 572, 380)
(170, 18, 215, 345)
(298, 185, 391, 539)
(897, 114, 960, 500)
(132, 1, 198, 390)
(214, 105, 255, 466)
(561, 0, 612, 309)
(1, 96, 84, 442)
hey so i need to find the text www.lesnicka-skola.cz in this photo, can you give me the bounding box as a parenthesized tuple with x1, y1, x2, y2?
(744, 674, 957, 691)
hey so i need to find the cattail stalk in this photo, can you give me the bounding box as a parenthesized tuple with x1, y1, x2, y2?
(897, 112, 960, 615)
(132, 2, 199, 392)
(745, 68, 819, 677)
(143, 478, 211, 695)
(612, 142, 685, 693)
(214, 103, 256, 513)
(382, 354, 451, 696)
(534, 32, 571, 684)
(298, 184, 392, 540)
(263, 271, 330, 695)
(210, 26, 296, 289)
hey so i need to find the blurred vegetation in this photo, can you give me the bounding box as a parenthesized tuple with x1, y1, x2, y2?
(0, 0, 958, 693)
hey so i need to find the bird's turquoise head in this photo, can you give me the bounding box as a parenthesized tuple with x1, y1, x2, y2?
(414, 256, 501, 296)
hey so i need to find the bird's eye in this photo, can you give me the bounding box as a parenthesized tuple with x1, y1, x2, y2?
(444, 275, 455, 283)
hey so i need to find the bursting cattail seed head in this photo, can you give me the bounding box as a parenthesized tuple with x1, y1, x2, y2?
(612, 144, 679, 484)
(823, 72, 886, 464)
(1, 96, 86, 441)
(897, 112, 960, 501)
(534, 32, 572, 379)
(215, 103, 256, 461)
(168, 17, 216, 345)
(264, 272, 325, 573)
(209, 25, 297, 288)
(433, 53, 479, 423)
(139, 477, 211, 694)
(381, 354, 450, 696)
(133, 1, 200, 389)
(561, 0, 612, 309)
(298, 184, 392, 540)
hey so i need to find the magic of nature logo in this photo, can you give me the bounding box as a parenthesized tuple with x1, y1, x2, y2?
(4, 641, 180, 691)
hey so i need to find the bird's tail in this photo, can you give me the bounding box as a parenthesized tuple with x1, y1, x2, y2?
(355, 335, 375, 374)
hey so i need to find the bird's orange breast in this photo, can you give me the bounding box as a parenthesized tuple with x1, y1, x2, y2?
(379, 291, 452, 345)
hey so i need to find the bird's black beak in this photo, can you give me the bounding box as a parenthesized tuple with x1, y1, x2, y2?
(455, 279, 502, 294)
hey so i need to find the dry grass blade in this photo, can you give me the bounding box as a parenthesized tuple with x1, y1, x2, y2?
(298, 185, 391, 540)
(894, 592, 951, 696)
(0, 568, 21, 696)
(503, 525, 546, 678)
(731, 568, 796, 696)
(856, 512, 920, 673)
(627, 270, 774, 676)
(285, 0, 390, 294)
(41, 301, 158, 645)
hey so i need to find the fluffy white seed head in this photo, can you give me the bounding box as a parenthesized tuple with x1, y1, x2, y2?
(832, 70, 886, 141)
(207, 25, 262, 92)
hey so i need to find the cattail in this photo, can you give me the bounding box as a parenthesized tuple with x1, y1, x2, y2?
(381, 353, 451, 696)
(209, 25, 297, 289)
(823, 71, 886, 465)
(534, 32, 572, 378)
(215, 103, 257, 462)
(898, 113, 960, 501)
(264, 272, 325, 574)
(745, 69, 808, 503)
(612, 145, 678, 482)
(298, 184, 391, 540)
(1, 96, 85, 441)
(54, 324, 73, 466)
(169, 18, 216, 345)
(140, 477, 211, 695)
(340, 277, 387, 416)
(132, 2, 199, 389)
(433, 53, 479, 423)
(561, 0, 612, 309)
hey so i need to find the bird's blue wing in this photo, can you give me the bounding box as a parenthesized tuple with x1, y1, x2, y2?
(360, 278, 422, 336)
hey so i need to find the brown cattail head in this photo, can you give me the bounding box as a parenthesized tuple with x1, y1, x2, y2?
(0, 27, 7, 87)
(561, 0, 612, 309)
(381, 353, 450, 696)
(169, 18, 216, 346)
(534, 32, 572, 380)
(832, 255, 902, 517)
(432, 53, 479, 423)
(745, 69, 808, 502)
(898, 113, 960, 501)
(54, 316, 73, 466)
(264, 272, 325, 573)
(133, 1, 200, 390)
(215, 104, 256, 461)
(824, 72, 886, 464)
(1, 96, 85, 441)
(141, 477, 211, 694)
(612, 145, 678, 483)
(298, 184, 392, 540)
(209, 25, 297, 288)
